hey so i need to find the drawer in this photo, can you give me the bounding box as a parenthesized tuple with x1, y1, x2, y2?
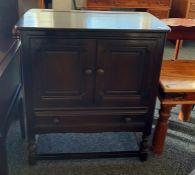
(148, 9, 169, 18)
(152, 0, 171, 6)
(87, 0, 147, 7)
(88, 0, 138, 5)
(188, 11, 195, 19)
(34, 109, 148, 133)
(88, 0, 111, 4)
(117, 0, 148, 6)
(189, 2, 195, 11)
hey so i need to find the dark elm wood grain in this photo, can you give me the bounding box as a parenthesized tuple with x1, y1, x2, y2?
(16, 9, 169, 163)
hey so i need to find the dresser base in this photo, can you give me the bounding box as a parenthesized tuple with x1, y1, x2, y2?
(28, 133, 149, 165)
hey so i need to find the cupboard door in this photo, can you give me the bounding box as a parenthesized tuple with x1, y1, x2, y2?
(30, 38, 95, 108)
(96, 39, 158, 107)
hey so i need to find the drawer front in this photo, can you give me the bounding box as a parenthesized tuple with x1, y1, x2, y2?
(189, 2, 195, 12)
(188, 11, 195, 18)
(88, 0, 140, 5)
(87, 0, 148, 9)
(152, 0, 171, 6)
(113, 0, 148, 6)
(34, 108, 148, 133)
(148, 9, 169, 18)
(87, 0, 171, 10)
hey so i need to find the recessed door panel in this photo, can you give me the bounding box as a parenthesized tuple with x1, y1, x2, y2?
(30, 38, 95, 108)
(96, 39, 159, 106)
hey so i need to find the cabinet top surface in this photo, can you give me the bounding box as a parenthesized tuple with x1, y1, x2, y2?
(16, 9, 170, 32)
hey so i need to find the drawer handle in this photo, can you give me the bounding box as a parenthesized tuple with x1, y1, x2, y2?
(97, 68, 104, 75)
(139, 0, 147, 3)
(85, 69, 93, 75)
(158, 0, 163, 5)
(53, 118, 60, 124)
(124, 117, 132, 123)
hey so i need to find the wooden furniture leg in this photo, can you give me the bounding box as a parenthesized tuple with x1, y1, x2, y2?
(28, 137, 37, 165)
(152, 104, 173, 154)
(178, 104, 192, 122)
(139, 133, 149, 161)
(0, 137, 8, 175)
(38, 0, 45, 8)
(173, 40, 181, 60)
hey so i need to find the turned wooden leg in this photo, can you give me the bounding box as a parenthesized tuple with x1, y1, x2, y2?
(178, 104, 192, 122)
(28, 138, 37, 165)
(173, 40, 181, 60)
(0, 137, 8, 175)
(139, 133, 149, 161)
(38, 0, 45, 8)
(152, 104, 173, 154)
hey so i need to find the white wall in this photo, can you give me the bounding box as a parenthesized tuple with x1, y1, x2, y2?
(53, 0, 86, 10)
(18, 0, 87, 15)
(75, 0, 86, 9)
(18, 0, 40, 16)
(53, 0, 73, 10)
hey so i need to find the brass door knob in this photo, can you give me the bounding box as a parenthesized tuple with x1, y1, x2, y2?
(124, 117, 132, 123)
(53, 118, 60, 124)
(97, 68, 104, 75)
(84, 69, 93, 75)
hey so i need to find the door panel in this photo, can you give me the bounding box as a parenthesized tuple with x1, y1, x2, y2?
(30, 38, 95, 108)
(96, 39, 158, 107)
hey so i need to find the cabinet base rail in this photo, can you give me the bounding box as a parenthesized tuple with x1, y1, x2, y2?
(28, 133, 149, 164)
(36, 150, 147, 161)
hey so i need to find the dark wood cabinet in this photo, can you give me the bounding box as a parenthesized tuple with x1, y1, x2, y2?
(16, 9, 169, 163)
(31, 38, 158, 108)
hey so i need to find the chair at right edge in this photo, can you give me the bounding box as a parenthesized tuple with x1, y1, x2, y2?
(152, 18, 195, 154)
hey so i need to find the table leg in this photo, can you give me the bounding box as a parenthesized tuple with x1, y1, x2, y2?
(173, 40, 181, 60)
(178, 104, 192, 122)
(0, 137, 8, 175)
(38, 0, 45, 8)
(152, 104, 173, 154)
